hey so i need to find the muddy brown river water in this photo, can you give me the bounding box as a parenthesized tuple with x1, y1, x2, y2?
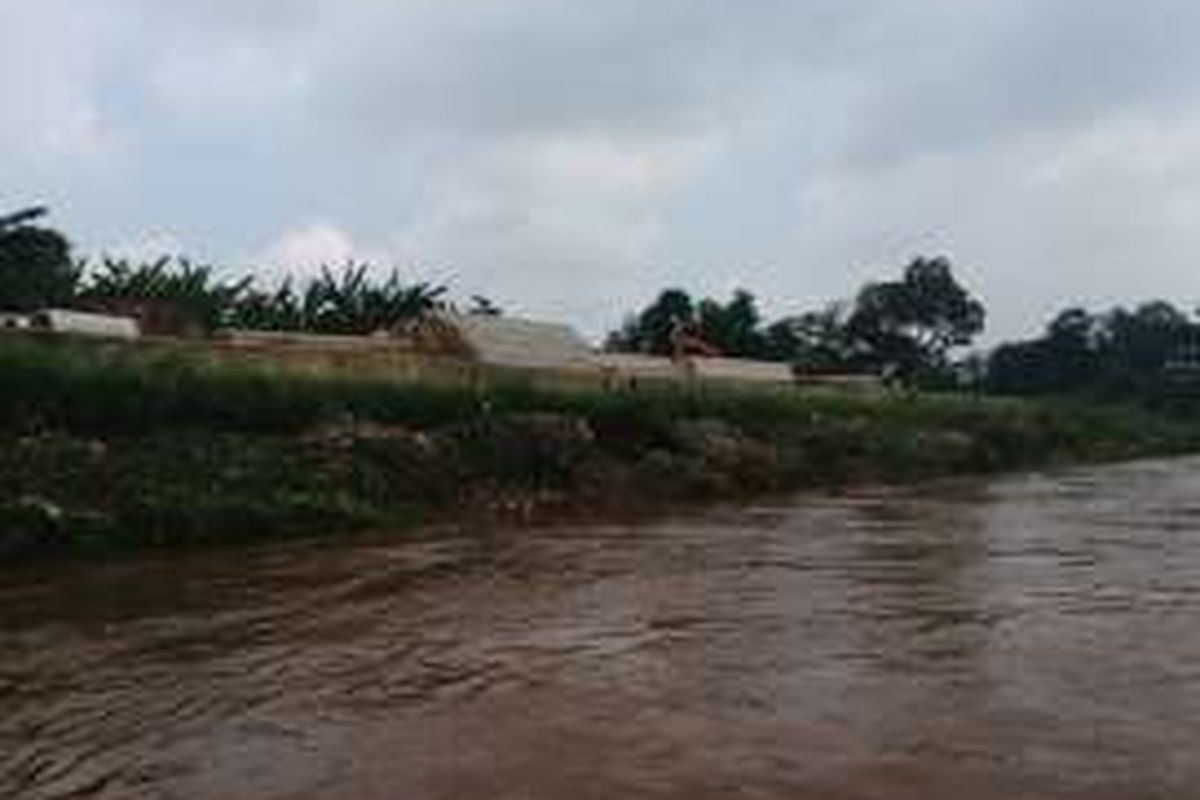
(3, 458, 1200, 799)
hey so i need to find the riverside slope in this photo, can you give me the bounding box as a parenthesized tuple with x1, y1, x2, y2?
(2, 338, 1199, 558)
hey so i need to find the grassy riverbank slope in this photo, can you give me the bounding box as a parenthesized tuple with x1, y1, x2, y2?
(3, 338, 1198, 559)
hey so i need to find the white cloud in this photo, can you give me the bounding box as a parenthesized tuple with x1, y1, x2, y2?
(386, 132, 719, 334)
(8, 0, 1200, 342)
(253, 223, 403, 285)
(0, 1, 114, 158)
(150, 41, 311, 117)
(103, 230, 187, 263)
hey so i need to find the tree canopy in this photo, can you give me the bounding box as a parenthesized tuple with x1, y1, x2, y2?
(844, 257, 985, 379)
(11, 207, 1196, 404)
(606, 256, 985, 387)
(0, 207, 80, 311)
(987, 301, 1200, 398)
(605, 288, 774, 359)
(0, 208, 456, 335)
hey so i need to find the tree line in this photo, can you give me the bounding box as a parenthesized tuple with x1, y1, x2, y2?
(608, 256, 985, 387)
(0, 207, 474, 335)
(4, 206, 1199, 399)
(987, 302, 1200, 398)
(611, 267, 1200, 399)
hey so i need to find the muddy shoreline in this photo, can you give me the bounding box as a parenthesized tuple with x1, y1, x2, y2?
(4, 391, 1198, 561)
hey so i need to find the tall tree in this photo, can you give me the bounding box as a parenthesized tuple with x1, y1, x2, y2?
(605, 288, 695, 355)
(607, 288, 779, 359)
(697, 289, 767, 358)
(846, 256, 985, 380)
(766, 303, 857, 372)
(985, 300, 1200, 398)
(0, 207, 80, 311)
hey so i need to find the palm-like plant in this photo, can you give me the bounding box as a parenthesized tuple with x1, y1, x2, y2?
(294, 263, 448, 334)
(228, 263, 449, 334)
(80, 257, 253, 332)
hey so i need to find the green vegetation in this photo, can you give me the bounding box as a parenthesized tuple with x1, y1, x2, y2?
(5, 205, 1200, 562)
(606, 256, 987, 386)
(0, 207, 80, 312)
(3, 337, 1198, 561)
(7, 205, 1199, 403)
(985, 301, 1200, 401)
(0, 206, 465, 335)
(607, 259, 1200, 402)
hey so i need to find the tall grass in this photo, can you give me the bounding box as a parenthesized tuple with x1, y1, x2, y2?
(0, 337, 1193, 452)
(4, 335, 1200, 559)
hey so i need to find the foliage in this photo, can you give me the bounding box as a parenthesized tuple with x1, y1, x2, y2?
(697, 289, 770, 358)
(0, 207, 455, 334)
(229, 264, 448, 334)
(764, 303, 857, 373)
(606, 288, 695, 355)
(606, 287, 778, 358)
(606, 257, 985, 387)
(5, 335, 1200, 558)
(0, 207, 81, 311)
(844, 256, 986, 381)
(987, 301, 1200, 399)
(79, 256, 253, 333)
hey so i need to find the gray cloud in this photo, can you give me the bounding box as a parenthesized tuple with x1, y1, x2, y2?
(4, 0, 1200, 340)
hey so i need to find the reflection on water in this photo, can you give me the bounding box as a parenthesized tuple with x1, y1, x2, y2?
(3, 458, 1200, 799)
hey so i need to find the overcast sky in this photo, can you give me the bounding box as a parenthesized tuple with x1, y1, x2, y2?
(4, 1, 1200, 342)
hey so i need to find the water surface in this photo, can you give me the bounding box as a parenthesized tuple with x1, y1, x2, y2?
(4, 458, 1200, 799)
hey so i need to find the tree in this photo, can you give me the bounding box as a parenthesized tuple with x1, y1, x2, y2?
(0, 206, 80, 311)
(605, 288, 695, 355)
(606, 288, 779, 359)
(846, 256, 985, 381)
(1043, 307, 1099, 392)
(696, 289, 768, 358)
(80, 256, 252, 333)
(766, 303, 857, 372)
(1093, 301, 1192, 395)
(985, 300, 1200, 398)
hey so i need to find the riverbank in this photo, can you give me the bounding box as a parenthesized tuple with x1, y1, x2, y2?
(3, 338, 1199, 559)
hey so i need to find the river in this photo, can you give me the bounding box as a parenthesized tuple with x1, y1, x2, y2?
(3, 458, 1200, 799)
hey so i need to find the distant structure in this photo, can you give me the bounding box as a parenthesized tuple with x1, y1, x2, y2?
(400, 313, 596, 372)
(688, 356, 794, 384)
(0, 302, 881, 393)
(1166, 337, 1200, 374)
(0, 312, 31, 332)
(1163, 335, 1200, 393)
(595, 352, 685, 385)
(669, 315, 720, 359)
(81, 297, 205, 338)
(28, 309, 140, 340)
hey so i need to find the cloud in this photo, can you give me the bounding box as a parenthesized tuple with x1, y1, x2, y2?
(256, 223, 370, 280)
(103, 230, 187, 263)
(149, 42, 311, 118)
(7, 1, 1200, 342)
(386, 131, 719, 333)
(0, 1, 114, 158)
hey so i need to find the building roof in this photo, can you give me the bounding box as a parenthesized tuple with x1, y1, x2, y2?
(688, 356, 795, 384)
(31, 309, 140, 340)
(595, 352, 683, 380)
(435, 313, 595, 371)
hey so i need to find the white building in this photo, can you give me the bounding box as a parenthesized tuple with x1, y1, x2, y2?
(0, 312, 32, 332)
(29, 309, 141, 340)
(410, 313, 597, 372)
